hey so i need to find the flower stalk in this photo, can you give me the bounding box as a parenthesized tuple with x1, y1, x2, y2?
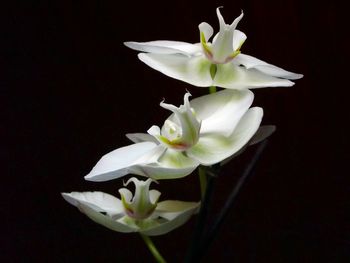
(140, 234, 167, 263)
(198, 139, 269, 258)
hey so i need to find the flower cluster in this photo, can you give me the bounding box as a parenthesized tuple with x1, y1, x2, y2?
(63, 7, 302, 242)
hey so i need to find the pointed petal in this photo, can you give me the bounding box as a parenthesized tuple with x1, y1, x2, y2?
(235, 54, 303, 80)
(126, 133, 159, 144)
(187, 107, 263, 165)
(84, 142, 160, 182)
(213, 62, 295, 89)
(229, 11, 244, 29)
(141, 202, 200, 236)
(138, 53, 213, 87)
(62, 191, 124, 216)
(198, 22, 214, 42)
(189, 89, 254, 137)
(124, 41, 201, 55)
(216, 7, 226, 29)
(210, 9, 244, 63)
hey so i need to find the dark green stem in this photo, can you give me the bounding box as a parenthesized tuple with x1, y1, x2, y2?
(185, 165, 219, 262)
(140, 234, 166, 263)
(198, 140, 269, 257)
(198, 166, 207, 200)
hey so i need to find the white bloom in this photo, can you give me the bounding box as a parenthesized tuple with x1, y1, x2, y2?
(85, 89, 263, 181)
(62, 177, 199, 236)
(124, 7, 303, 90)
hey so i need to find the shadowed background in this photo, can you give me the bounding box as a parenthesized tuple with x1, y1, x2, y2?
(4, 0, 349, 262)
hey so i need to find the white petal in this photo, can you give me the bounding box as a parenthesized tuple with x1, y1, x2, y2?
(118, 188, 133, 203)
(84, 142, 159, 182)
(198, 22, 214, 42)
(124, 41, 201, 56)
(189, 89, 254, 137)
(187, 107, 263, 165)
(141, 202, 199, 236)
(232, 30, 247, 51)
(62, 192, 124, 217)
(126, 133, 159, 144)
(213, 62, 295, 89)
(156, 200, 200, 220)
(138, 53, 213, 87)
(79, 204, 135, 233)
(130, 149, 199, 180)
(235, 54, 303, 80)
(149, 190, 161, 204)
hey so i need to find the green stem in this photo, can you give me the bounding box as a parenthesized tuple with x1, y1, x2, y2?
(209, 86, 217, 94)
(140, 234, 166, 263)
(198, 166, 207, 200)
(185, 166, 218, 262)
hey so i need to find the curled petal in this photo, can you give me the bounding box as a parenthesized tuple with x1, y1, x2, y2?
(159, 93, 201, 149)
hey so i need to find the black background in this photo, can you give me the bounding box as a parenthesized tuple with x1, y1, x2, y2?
(4, 0, 349, 262)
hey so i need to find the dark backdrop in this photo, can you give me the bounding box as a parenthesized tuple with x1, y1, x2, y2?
(4, 0, 349, 262)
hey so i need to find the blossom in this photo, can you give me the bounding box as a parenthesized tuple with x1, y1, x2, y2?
(62, 177, 199, 236)
(124, 7, 303, 90)
(85, 89, 263, 181)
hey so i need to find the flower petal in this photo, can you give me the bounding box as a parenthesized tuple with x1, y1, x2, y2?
(78, 204, 135, 233)
(62, 191, 124, 217)
(187, 107, 263, 165)
(85, 142, 161, 182)
(232, 30, 247, 51)
(235, 54, 303, 80)
(131, 149, 199, 180)
(198, 22, 214, 42)
(156, 200, 200, 220)
(210, 9, 244, 63)
(189, 89, 254, 137)
(138, 53, 213, 87)
(141, 201, 200, 236)
(213, 62, 295, 89)
(126, 133, 159, 144)
(124, 41, 201, 56)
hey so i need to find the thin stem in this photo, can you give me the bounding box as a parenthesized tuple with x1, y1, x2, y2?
(185, 166, 218, 263)
(199, 140, 269, 255)
(209, 86, 217, 94)
(199, 166, 207, 200)
(140, 234, 166, 263)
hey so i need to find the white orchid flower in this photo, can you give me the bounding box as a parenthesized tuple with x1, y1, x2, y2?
(124, 7, 303, 90)
(62, 177, 199, 236)
(85, 89, 263, 181)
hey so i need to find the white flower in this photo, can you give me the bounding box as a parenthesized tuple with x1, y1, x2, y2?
(62, 177, 199, 236)
(124, 7, 303, 90)
(85, 89, 263, 181)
